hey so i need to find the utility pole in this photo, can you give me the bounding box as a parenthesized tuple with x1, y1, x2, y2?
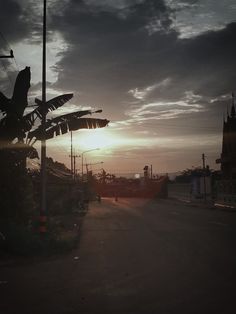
(40, 0, 47, 234)
(69, 154, 74, 178)
(202, 153, 207, 202)
(85, 161, 104, 179)
(86, 163, 89, 177)
(73, 154, 79, 180)
(81, 148, 100, 181)
(70, 131, 73, 177)
(0, 50, 14, 58)
(69, 131, 80, 180)
(69, 153, 79, 179)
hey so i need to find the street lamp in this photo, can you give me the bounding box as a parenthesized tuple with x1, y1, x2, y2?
(81, 148, 100, 179)
(85, 161, 104, 176)
(86, 161, 104, 167)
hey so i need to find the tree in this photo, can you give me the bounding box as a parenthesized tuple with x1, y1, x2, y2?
(0, 66, 109, 223)
(0, 67, 109, 147)
(175, 166, 212, 183)
(95, 169, 116, 184)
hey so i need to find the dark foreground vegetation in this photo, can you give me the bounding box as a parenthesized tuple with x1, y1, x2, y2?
(0, 157, 89, 258)
(0, 66, 109, 257)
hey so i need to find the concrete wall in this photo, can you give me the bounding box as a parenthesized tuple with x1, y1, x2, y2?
(168, 183, 191, 201)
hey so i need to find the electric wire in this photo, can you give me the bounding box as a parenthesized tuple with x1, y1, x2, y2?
(0, 30, 20, 73)
(0, 31, 19, 88)
(0, 61, 14, 88)
(0, 31, 11, 51)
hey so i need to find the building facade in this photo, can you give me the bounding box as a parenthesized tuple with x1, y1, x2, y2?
(218, 94, 236, 179)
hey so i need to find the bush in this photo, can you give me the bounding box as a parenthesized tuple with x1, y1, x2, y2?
(0, 222, 78, 257)
(0, 150, 36, 224)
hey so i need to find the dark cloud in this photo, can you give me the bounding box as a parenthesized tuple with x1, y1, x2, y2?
(0, 0, 38, 45)
(0, 0, 56, 49)
(50, 0, 172, 36)
(176, 23, 236, 96)
(49, 0, 176, 118)
(1, 0, 235, 171)
(0, 0, 27, 44)
(50, 0, 236, 113)
(2, 0, 236, 117)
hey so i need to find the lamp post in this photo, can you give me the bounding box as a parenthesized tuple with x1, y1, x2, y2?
(40, 0, 47, 234)
(85, 161, 104, 177)
(81, 148, 100, 180)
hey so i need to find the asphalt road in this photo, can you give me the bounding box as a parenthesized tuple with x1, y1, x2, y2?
(1, 198, 236, 314)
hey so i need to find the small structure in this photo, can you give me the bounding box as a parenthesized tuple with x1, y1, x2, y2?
(143, 165, 149, 179)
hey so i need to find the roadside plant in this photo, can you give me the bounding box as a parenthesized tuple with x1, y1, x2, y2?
(0, 66, 109, 223)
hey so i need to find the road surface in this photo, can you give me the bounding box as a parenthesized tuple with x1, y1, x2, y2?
(1, 198, 236, 313)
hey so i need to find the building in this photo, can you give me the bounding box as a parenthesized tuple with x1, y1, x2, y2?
(217, 93, 236, 179)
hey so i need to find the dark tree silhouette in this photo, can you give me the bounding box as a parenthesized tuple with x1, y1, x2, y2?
(96, 169, 116, 184)
(0, 67, 109, 149)
(0, 66, 109, 223)
(0, 66, 109, 164)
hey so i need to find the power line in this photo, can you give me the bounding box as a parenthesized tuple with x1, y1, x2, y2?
(0, 60, 14, 88)
(12, 54, 19, 72)
(0, 32, 19, 88)
(0, 31, 12, 51)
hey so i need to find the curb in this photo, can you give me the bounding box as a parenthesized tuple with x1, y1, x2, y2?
(167, 197, 236, 211)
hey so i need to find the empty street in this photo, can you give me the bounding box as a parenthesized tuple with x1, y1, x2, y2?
(1, 198, 236, 314)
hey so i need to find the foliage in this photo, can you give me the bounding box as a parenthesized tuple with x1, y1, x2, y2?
(0, 66, 109, 227)
(0, 148, 36, 224)
(46, 156, 71, 176)
(175, 166, 212, 183)
(95, 169, 116, 184)
(0, 222, 78, 257)
(0, 67, 109, 151)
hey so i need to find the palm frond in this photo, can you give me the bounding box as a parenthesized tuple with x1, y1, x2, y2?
(45, 109, 93, 127)
(27, 117, 109, 144)
(21, 93, 74, 133)
(34, 93, 74, 118)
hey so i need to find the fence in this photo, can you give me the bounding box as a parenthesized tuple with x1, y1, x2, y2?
(215, 180, 236, 207)
(168, 183, 191, 201)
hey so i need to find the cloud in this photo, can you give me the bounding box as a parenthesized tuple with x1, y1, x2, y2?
(2, 1, 236, 120)
(44, 1, 236, 168)
(0, 0, 45, 46)
(1, 0, 236, 171)
(167, 0, 236, 38)
(0, 0, 29, 44)
(128, 78, 172, 100)
(51, 0, 236, 105)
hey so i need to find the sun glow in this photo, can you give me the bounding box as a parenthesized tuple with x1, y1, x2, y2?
(74, 128, 122, 150)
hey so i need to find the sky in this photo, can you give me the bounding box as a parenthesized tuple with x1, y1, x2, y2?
(0, 0, 236, 175)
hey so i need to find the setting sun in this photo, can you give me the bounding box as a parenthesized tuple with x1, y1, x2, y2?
(74, 128, 120, 150)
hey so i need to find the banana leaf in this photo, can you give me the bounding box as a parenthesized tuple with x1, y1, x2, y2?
(21, 93, 74, 132)
(27, 117, 109, 144)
